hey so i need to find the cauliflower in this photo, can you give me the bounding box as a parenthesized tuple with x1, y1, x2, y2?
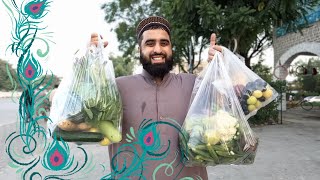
(184, 114, 206, 132)
(202, 110, 239, 144)
(187, 125, 204, 148)
(203, 129, 220, 145)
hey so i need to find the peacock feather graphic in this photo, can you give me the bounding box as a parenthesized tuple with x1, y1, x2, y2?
(102, 118, 202, 180)
(3, 0, 94, 179)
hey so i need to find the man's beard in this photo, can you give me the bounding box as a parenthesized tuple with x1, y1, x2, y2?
(140, 52, 173, 78)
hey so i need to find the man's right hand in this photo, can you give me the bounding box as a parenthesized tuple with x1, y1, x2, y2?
(90, 33, 108, 48)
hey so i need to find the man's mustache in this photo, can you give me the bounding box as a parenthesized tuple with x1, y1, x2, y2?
(150, 52, 166, 56)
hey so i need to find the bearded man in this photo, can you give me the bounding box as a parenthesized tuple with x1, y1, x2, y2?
(91, 16, 222, 179)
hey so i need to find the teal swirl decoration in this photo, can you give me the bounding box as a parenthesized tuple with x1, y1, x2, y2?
(102, 118, 202, 180)
(2, 0, 94, 179)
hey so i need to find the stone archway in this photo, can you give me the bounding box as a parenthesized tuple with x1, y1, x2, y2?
(272, 6, 320, 111)
(273, 5, 320, 70)
(278, 42, 320, 67)
(273, 19, 320, 80)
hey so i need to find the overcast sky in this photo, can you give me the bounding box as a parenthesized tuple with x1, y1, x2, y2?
(0, 0, 120, 78)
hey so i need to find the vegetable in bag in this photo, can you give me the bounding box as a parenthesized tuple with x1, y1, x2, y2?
(223, 47, 278, 119)
(48, 38, 122, 146)
(180, 51, 258, 167)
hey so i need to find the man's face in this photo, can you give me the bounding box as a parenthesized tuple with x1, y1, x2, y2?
(139, 29, 173, 78)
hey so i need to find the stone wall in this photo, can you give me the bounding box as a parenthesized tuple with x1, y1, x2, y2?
(273, 20, 320, 67)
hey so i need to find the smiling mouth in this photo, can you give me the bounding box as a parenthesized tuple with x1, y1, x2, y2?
(151, 56, 165, 64)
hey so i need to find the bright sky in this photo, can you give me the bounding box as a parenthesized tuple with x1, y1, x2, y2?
(0, 0, 120, 78)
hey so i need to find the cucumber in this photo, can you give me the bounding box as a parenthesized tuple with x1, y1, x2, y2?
(53, 128, 104, 142)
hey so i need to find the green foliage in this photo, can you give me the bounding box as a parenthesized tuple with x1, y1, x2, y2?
(291, 57, 320, 95)
(251, 59, 273, 82)
(109, 55, 135, 77)
(0, 59, 17, 91)
(0, 58, 60, 92)
(248, 100, 279, 125)
(102, 0, 319, 71)
(248, 61, 286, 125)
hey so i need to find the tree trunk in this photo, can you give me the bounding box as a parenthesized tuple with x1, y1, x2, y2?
(240, 52, 251, 69)
(245, 57, 251, 69)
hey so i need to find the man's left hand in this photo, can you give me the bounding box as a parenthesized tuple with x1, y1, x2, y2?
(208, 33, 223, 62)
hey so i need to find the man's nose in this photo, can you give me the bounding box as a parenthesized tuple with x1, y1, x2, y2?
(153, 43, 162, 53)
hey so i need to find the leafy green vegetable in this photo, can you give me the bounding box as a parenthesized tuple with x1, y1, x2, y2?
(55, 50, 122, 144)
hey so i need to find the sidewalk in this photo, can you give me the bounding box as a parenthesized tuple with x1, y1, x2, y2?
(0, 107, 319, 179)
(0, 91, 22, 98)
(207, 107, 320, 180)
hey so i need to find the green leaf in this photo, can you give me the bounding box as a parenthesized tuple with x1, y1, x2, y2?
(16, 168, 23, 173)
(130, 127, 136, 138)
(8, 162, 19, 169)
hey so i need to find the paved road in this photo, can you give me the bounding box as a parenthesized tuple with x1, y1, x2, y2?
(0, 98, 19, 126)
(0, 98, 319, 179)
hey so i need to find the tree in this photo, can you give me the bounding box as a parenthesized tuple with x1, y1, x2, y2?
(0, 59, 18, 91)
(294, 57, 320, 93)
(251, 59, 273, 82)
(109, 55, 135, 77)
(287, 57, 320, 98)
(102, 0, 319, 72)
(248, 57, 281, 125)
(0, 59, 61, 91)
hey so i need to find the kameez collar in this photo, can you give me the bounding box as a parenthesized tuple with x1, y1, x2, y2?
(141, 69, 171, 86)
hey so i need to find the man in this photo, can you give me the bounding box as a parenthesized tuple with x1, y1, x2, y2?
(91, 16, 222, 179)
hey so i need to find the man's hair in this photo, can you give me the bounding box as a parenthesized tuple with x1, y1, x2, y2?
(136, 16, 171, 45)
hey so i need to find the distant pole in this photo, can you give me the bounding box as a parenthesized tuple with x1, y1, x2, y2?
(188, 37, 194, 74)
(280, 82, 283, 124)
(189, 41, 193, 73)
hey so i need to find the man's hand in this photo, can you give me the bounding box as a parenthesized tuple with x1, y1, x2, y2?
(90, 33, 108, 48)
(207, 33, 223, 62)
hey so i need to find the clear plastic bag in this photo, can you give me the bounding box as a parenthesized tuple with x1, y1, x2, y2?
(180, 51, 258, 167)
(48, 38, 122, 146)
(222, 47, 278, 119)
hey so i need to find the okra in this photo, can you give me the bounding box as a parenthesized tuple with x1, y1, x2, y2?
(83, 107, 94, 120)
(219, 157, 236, 164)
(194, 144, 209, 151)
(216, 150, 233, 157)
(195, 155, 216, 163)
(191, 148, 212, 159)
(207, 144, 219, 163)
(194, 155, 204, 163)
(180, 137, 194, 160)
(212, 144, 229, 152)
(97, 112, 103, 122)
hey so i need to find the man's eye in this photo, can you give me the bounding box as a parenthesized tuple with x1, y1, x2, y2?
(146, 41, 154, 46)
(161, 41, 169, 46)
